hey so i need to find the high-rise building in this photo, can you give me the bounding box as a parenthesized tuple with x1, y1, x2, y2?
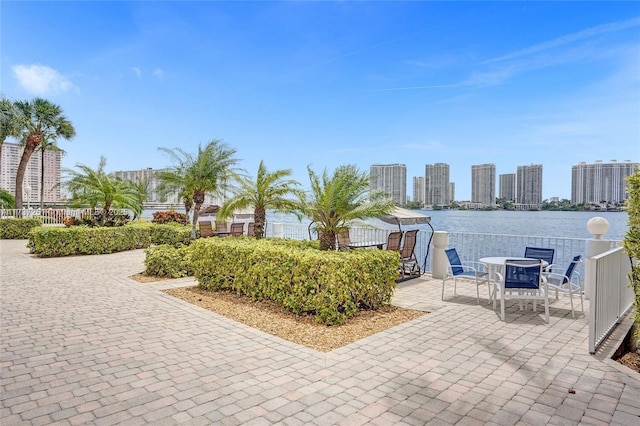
(449, 182, 455, 203)
(425, 163, 450, 207)
(471, 164, 496, 207)
(412, 176, 425, 206)
(370, 164, 406, 205)
(0, 141, 62, 204)
(517, 164, 543, 207)
(113, 167, 224, 206)
(571, 160, 638, 204)
(499, 173, 516, 201)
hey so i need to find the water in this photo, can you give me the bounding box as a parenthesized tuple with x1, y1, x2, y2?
(145, 208, 629, 241)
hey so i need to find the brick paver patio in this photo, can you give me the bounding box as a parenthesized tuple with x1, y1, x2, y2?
(1, 239, 639, 425)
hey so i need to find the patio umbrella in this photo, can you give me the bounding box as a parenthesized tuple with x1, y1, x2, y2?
(379, 207, 432, 231)
(379, 207, 434, 272)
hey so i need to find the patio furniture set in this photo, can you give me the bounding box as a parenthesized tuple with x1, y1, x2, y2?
(442, 246, 584, 323)
(199, 220, 255, 238)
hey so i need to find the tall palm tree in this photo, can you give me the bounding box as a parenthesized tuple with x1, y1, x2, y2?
(155, 166, 193, 219)
(299, 164, 396, 250)
(36, 135, 66, 209)
(0, 97, 22, 178)
(13, 98, 75, 209)
(158, 140, 240, 239)
(219, 160, 301, 238)
(65, 156, 143, 218)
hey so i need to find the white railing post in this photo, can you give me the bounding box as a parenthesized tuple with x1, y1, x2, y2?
(584, 217, 611, 300)
(431, 231, 449, 279)
(272, 223, 284, 238)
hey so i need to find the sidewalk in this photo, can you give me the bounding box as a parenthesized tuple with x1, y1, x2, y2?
(1, 239, 639, 425)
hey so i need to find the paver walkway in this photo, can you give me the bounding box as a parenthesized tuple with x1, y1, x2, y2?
(1, 240, 639, 425)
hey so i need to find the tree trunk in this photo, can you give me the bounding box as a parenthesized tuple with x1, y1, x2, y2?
(319, 230, 336, 251)
(14, 142, 38, 209)
(254, 206, 266, 239)
(191, 190, 205, 240)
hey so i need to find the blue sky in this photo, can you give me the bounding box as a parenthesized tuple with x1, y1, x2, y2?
(2, 1, 639, 200)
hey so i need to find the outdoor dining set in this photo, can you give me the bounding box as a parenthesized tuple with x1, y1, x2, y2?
(442, 246, 584, 323)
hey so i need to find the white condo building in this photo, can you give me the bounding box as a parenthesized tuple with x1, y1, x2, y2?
(0, 141, 62, 204)
(412, 176, 425, 206)
(571, 160, 638, 204)
(425, 163, 450, 207)
(499, 173, 516, 201)
(370, 164, 407, 205)
(471, 163, 496, 207)
(517, 164, 543, 207)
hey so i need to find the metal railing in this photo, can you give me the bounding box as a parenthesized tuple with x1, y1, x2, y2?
(588, 247, 635, 354)
(0, 208, 131, 225)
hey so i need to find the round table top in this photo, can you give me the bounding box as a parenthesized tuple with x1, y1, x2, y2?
(479, 256, 548, 266)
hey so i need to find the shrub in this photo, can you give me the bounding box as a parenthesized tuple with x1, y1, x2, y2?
(150, 223, 192, 246)
(188, 237, 399, 325)
(28, 225, 152, 257)
(623, 170, 640, 342)
(144, 244, 193, 278)
(0, 218, 43, 239)
(152, 210, 189, 225)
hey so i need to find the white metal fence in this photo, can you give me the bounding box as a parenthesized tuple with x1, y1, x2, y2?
(0, 208, 131, 225)
(588, 247, 635, 354)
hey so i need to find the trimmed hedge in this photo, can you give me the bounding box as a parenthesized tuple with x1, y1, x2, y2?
(0, 218, 43, 239)
(27, 222, 191, 257)
(188, 237, 400, 325)
(144, 244, 193, 278)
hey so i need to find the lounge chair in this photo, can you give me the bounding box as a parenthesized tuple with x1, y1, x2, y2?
(493, 259, 549, 323)
(214, 222, 230, 237)
(399, 229, 420, 277)
(546, 255, 583, 318)
(198, 221, 214, 238)
(230, 222, 244, 236)
(442, 248, 490, 304)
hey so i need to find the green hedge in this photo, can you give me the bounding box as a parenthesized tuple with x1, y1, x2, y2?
(27, 222, 191, 257)
(0, 218, 43, 239)
(144, 244, 193, 278)
(188, 237, 400, 325)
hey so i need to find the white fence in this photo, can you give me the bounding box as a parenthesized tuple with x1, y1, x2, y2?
(588, 247, 635, 354)
(264, 223, 612, 279)
(0, 208, 131, 225)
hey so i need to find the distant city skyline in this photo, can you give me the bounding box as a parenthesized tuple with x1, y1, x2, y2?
(2, 2, 638, 200)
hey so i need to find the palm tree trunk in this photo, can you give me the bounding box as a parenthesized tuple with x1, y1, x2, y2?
(14, 143, 37, 209)
(319, 230, 336, 251)
(254, 206, 266, 239)
(191, 190, 205, 240)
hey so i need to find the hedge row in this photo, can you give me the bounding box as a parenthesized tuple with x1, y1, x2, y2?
(27, 222, 192, 257)
(188, 237, 400, 325)
(0, 218, 43, 239)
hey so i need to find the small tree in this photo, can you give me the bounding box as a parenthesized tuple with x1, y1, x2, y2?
(298, 165, 395, 250)
(623, 170, 640, 342)
(219, 160, 301, 238)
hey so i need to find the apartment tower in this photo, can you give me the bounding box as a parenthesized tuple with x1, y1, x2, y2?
(0, 141, 62, 204)
(516, 164, 543, 207)
(370, 164, 407, 205)
(425, 163, 450, 207)
(412, 176, 425, 206)
(471, 163, 496, 207)
(499, 173, 516, 201)
(571, 160, 638, 205)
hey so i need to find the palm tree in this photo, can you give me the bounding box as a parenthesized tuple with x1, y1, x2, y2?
(13, 98, 75, 209)
(299, 164, 396, 250)
(219, 160, 301, 238)
(36, 135, 66, 209)
(0, 97, 22, 178)
(0, 189, 15, 209)
(158, 140, 240, 239)
(155, 166, 194, 219)
(65, 156, 143, 219)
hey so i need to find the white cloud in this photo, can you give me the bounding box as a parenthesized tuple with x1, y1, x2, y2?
(152, 68, 164, 80)
(12, 64, 76, 95)
(132, 67, 142, 78)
